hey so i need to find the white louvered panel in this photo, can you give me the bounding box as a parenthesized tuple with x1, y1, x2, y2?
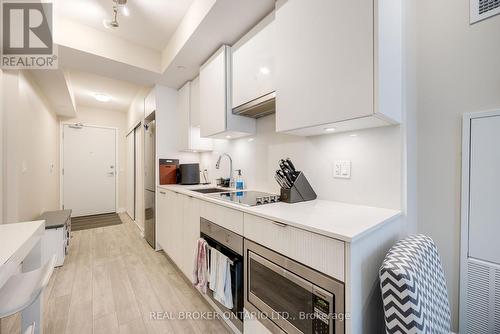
(495, 269, 500, 333)
(243, 213, 344, 281)
(471, 0, 500, 23)
(466, 260, 491, 333)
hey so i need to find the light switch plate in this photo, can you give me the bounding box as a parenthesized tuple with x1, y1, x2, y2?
(334, 160, 351, 179)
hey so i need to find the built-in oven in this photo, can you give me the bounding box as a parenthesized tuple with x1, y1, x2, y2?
(244, 240, 345, 334)
(200, 218, 244, 332)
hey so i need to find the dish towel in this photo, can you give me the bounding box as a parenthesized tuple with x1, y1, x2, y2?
(192, 238, 209, 293)
(209, 247, 218, 292)
(213, 250, 234, 309)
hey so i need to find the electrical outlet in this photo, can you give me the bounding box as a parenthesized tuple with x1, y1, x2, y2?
(334, 160, 351, 179)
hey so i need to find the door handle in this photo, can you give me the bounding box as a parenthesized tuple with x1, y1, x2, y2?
(107, 171, 115, 176)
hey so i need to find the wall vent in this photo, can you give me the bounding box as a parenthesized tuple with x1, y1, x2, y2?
(495, 269, 500, 332)
(466, 261, 490, 333)
(471, 0, 500, 23)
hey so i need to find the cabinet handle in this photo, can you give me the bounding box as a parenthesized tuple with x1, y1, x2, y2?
(159, 191, 166, 195)
(272, 221, 287, 228)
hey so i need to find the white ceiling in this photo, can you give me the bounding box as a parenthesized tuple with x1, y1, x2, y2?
(68, 70, 143, 112)
(55, 0, 194, 51)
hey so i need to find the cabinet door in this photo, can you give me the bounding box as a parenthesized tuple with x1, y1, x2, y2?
(232, 14, 275, 108)
(469, 116, 500, 265)
(181, 196, 201, 279)
(145, 89, 156, 118)
(156, 188, 169, 252)
(171, 192, 184, 266)
(190, 77, 201, 127)
(200, 46, 229, 137)
(164, 190, 175, 256)
(190, 77, 213, 151)
(177, 82, 191, 151)
(275, 0, 374, 132)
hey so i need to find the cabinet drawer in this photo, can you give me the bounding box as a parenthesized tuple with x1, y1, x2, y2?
(200, 201, 243, 235)
(244, 214, 344, 281)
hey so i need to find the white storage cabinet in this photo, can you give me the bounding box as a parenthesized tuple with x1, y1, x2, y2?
(199, 45, 256, 139)
(275, 0, 402, 136)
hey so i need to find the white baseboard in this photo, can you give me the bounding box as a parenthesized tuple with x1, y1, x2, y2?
(116, 207, 126, 213)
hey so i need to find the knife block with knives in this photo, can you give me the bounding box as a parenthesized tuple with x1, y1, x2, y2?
(275, 158, 317, 203)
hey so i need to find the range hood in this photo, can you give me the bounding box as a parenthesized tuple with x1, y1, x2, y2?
(232, 91, 275, 118)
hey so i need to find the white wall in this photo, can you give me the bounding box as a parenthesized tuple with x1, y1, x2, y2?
(1, 71, 60, 223)
(0, 69, 3, 222)
(62, 107, 128, 212)
(201, 115, 402, 210)
(416, 2, 500, 331)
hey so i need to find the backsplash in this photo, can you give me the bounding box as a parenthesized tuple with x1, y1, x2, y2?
(200, 115, 402, 210)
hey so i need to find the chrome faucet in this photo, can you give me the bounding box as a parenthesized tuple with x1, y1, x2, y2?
(216, 153, 233, 186)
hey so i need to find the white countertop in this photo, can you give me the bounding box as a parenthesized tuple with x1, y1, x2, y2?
(158, 184, 401, 242)
(0, 220, 45, 265)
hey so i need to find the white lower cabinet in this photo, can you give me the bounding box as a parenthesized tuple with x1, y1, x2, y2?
(243, 213, 345, 281)
(156, 188, 168, 251)
(180, 195, 201, 279)
(157, 189, 201, 279)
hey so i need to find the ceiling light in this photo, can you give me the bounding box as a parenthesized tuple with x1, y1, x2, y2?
(248, 138, 254, 142)
(103, 0, 128, 29)
(349, 134, 358, 137)
(93, 93, 111, 102)
(259, 67, 270, 75)
(225, 135, 232, 139)
(325, 127, 336, 132)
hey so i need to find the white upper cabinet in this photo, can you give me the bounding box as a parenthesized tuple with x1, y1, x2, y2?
(177, 79, 213, 152)
(144, 89, 156, 119)
(177, 82, 191, 151)
(232, 12, 276, 110)
(200, 45, 256, 139)
(275, 0, 402, 136)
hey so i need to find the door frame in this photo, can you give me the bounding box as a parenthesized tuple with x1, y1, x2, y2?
(59, 122, 119, 214)
(459, 109, 500, 331)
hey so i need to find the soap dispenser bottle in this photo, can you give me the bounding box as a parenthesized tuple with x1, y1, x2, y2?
(235, 169, 245, 190)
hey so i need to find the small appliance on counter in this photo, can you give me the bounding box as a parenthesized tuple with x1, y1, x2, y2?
(275, 158, 317, 203)
(180, 163, 200, 185)
(159, 159, 179, 185)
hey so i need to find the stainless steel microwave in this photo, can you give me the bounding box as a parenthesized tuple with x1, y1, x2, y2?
(244, 240, 345, 334)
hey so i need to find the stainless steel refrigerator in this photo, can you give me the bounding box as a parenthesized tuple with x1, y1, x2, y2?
(144, 120, 156, 248)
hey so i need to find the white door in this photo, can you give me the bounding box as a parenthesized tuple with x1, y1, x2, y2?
(63, 124, 117, 217)
(469, 115, 500, 265)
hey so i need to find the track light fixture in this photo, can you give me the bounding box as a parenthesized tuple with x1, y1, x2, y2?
(103, 0, 129, 29)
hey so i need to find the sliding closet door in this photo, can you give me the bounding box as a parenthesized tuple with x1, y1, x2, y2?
(126, 131, 135, 220)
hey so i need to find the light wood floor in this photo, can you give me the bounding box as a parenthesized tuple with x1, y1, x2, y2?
(0, 214, 231, 334)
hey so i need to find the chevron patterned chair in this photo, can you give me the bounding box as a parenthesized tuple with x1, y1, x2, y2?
(379, 234, 451, 334)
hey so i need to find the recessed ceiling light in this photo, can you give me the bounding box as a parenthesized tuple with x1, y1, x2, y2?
(93, 93, 111, 102)
(349, 134, 358, 137)
(248, 138, 254, 142)
(325, 127, 336, 132)
(225, 135, 232, 139)
(259, 67, 270, 75)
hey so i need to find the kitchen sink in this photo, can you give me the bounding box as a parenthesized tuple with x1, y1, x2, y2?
(191, 188, 231, 194)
